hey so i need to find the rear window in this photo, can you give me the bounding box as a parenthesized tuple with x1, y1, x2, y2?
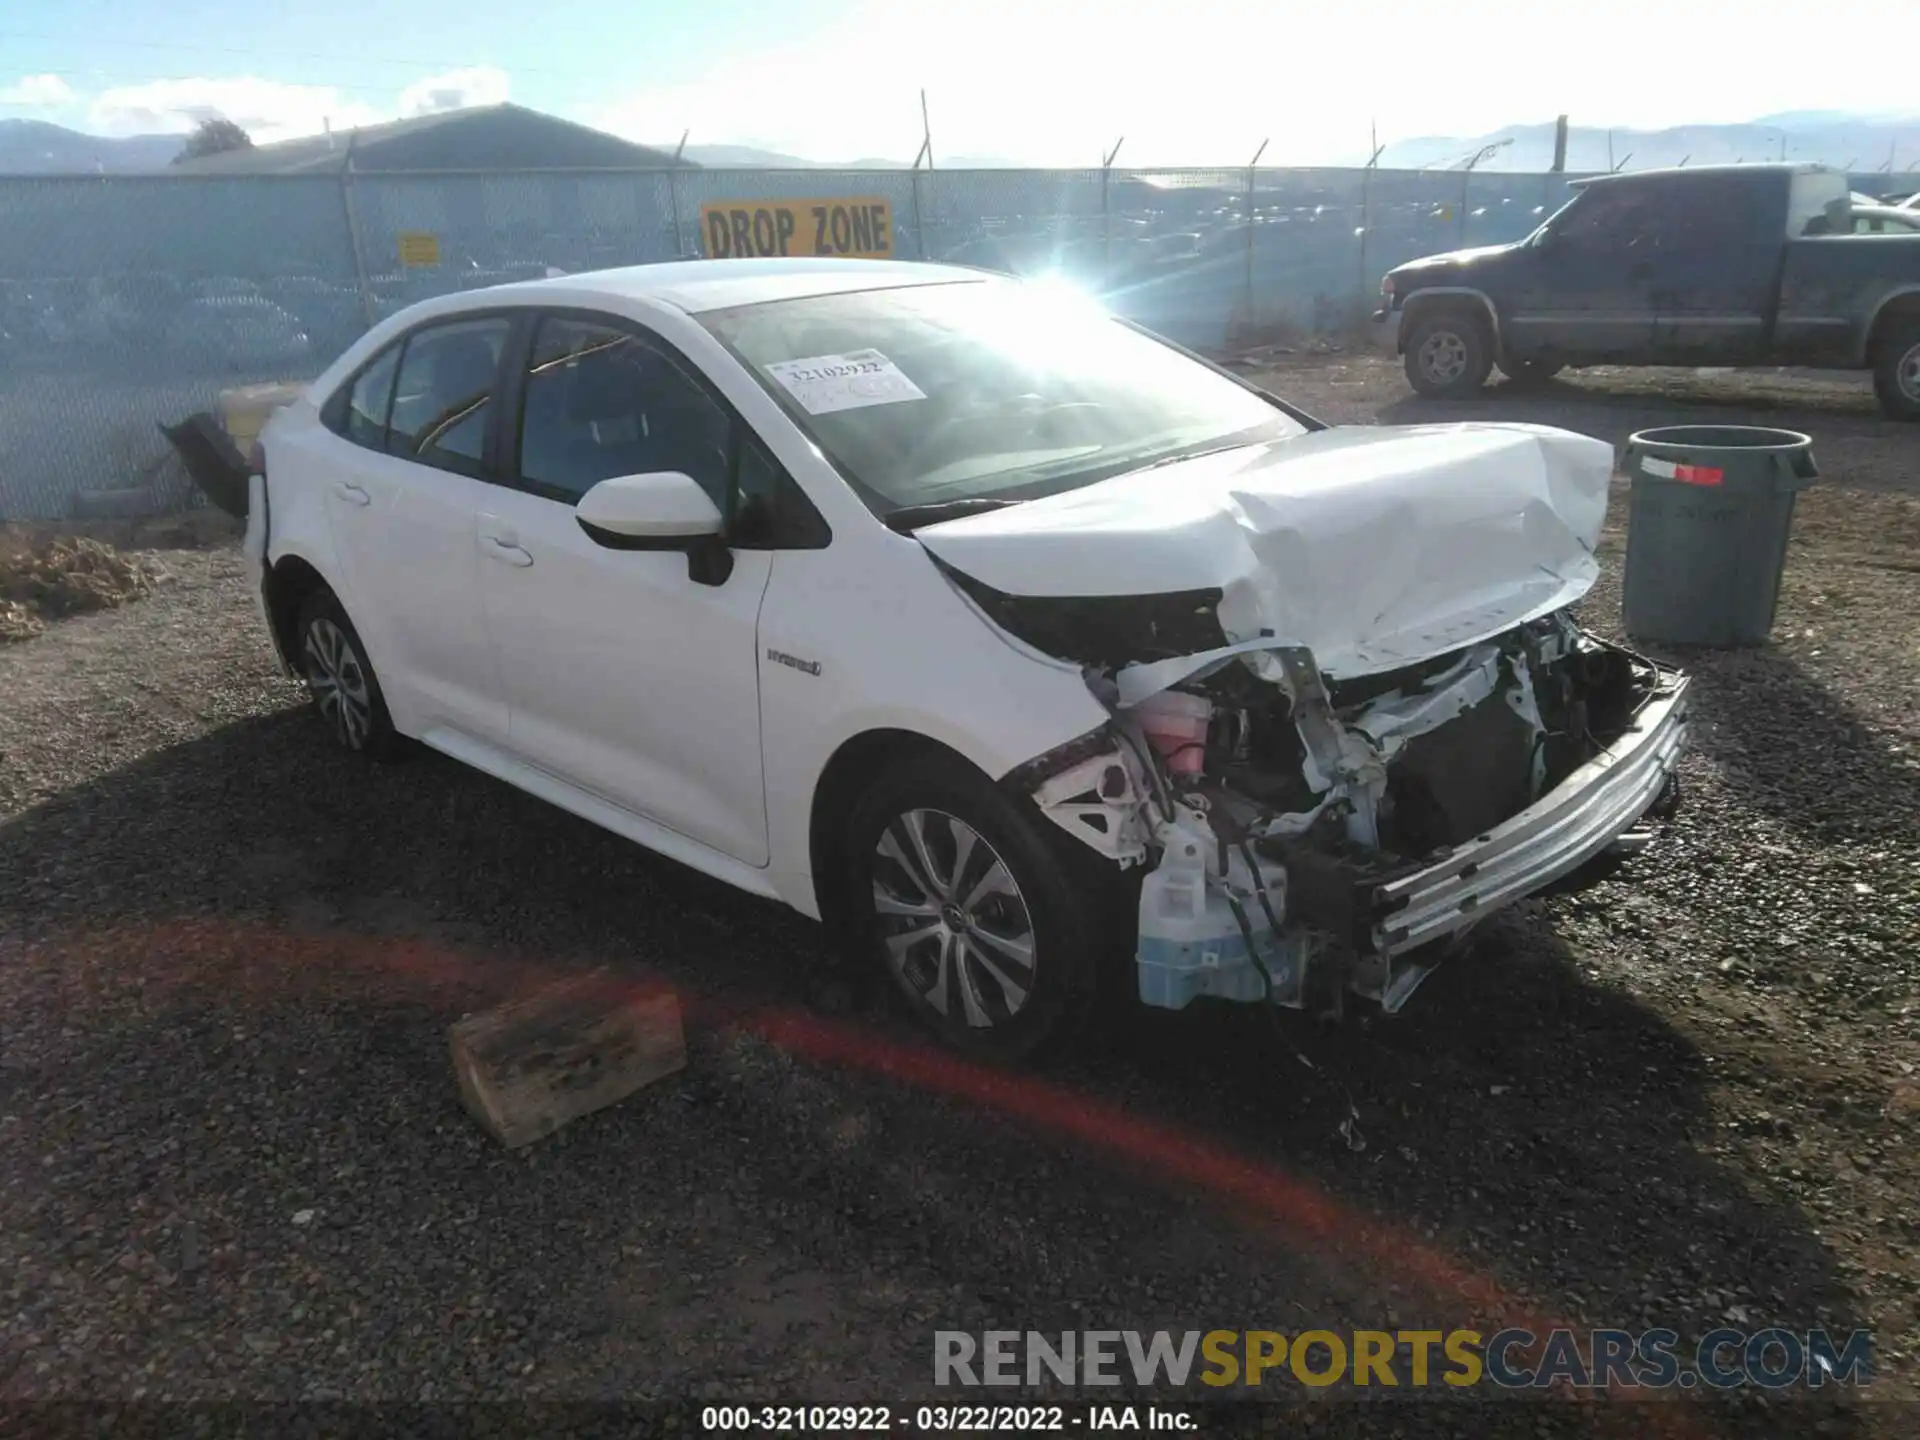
(340, 346, 399, 450)
(385, 317, 511, 476)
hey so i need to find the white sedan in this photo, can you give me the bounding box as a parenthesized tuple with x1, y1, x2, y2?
(243, 258, 1689, 1057)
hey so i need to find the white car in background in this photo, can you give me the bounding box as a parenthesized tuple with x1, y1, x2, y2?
(175, 292, 311, 369)
(1845, 205, 1920, 234)
(242, 259, 1688, 1057)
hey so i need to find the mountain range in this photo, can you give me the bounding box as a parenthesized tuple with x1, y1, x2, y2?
(0, 119, 183, 173)
(1376, 111, 1920, 174)
(0, 120, 1022, 174)
(5, 112, 1915, 176)
(668, 144, 1025, 169)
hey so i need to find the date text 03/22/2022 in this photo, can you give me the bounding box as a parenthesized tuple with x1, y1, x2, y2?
(700, 1404, 1195, 1432)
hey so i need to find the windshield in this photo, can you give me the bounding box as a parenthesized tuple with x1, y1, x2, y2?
(698, 280, 1304, 517)
(1529, 190, 1584, 244)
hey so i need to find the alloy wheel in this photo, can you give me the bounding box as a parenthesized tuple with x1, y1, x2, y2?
(303, 617, 373, 749)
(871, 808, 1037, 1029)
(1900, 341, 1920, 404)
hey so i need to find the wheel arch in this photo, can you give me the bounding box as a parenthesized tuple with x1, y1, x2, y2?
(805, 723, 1129, 1057)
(1864, 286, 1920, 361)
(1397, 287, 1501, 353)
(262, 552, 334, 675)
(806, 728, 992, 923)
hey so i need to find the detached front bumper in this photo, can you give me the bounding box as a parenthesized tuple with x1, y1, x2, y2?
(1370, 671, 1691, 956)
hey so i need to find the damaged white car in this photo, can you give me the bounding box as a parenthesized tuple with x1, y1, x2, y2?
(236, 258, 1687, 1057)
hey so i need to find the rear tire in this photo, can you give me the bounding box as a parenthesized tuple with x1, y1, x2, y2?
(1871, 320, 1920, 421)
(1498, 356, 1564, 386)
(295, 589, 405, 761)
(1404, 310, 1494, 398)
(836, 752, 1115, 1061)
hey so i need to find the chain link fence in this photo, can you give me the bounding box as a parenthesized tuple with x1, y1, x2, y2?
(0, 163, 1590, 520)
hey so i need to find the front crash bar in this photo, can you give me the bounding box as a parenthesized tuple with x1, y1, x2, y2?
(1370, 671, 1691, 955)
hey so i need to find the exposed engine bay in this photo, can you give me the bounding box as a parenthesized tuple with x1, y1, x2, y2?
(995, 589, 1688, 1016)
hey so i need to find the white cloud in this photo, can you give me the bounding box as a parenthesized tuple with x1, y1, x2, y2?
(589, 1, 1091, 165)
(78, 66, 508, 145)
(0, 74, 74, 109)
(33, 0, 1920, 165)
(398, 66, 510, 118)
(88, 77, 381, 142)
(588, 0, 1920, 166)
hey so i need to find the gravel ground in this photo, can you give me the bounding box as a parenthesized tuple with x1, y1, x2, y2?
(1, 361, 1917, 1437)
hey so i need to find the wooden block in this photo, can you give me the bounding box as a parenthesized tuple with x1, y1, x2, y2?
(449, 967, 685, 1148)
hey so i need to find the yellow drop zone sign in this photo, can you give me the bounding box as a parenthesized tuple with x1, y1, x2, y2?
(700, 198, 894, 259)
(397, 232, 440, 267)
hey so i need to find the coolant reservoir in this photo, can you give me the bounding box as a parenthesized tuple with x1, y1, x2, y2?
(1136, 822, 1300, 1009)
(1132, 690, 1212, 776)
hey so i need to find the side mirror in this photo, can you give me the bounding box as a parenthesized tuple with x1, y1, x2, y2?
(576, 471, 733, 585)
(576, 471, 722, 546)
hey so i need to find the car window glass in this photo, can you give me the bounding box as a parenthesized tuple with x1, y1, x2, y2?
(1554, 186, 1671, 252)
(517, 317, 732, 506)
(730, 435, 794, 546)
(1665, 178, 1767, 249)
(342, 345, 400, 449)
(387, 317, 511, 474)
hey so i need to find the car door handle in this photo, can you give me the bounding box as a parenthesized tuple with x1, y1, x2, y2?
(479, 535, 533, 568)
(334, 480, 371, 507)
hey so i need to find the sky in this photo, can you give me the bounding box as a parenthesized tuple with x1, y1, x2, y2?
(0, 0, 1915, 165)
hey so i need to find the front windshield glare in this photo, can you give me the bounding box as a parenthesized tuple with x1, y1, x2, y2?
(699, 280, 1302, 513)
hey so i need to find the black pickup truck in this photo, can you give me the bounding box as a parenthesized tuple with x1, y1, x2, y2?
(1374, 164, 1920, 419)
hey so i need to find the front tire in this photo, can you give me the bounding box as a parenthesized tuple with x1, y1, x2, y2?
(1871, 320, 1920, 421)
(296, 589, 404, 760)
(838, 754, 1111, 1061)
(1403, 309, 1494, 398)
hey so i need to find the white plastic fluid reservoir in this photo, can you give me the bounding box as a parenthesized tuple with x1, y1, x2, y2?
(1133, 690, 1212, 776)
(1135, 828, 1290, 1008)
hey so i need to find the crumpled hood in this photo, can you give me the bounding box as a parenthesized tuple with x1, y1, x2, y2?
(917, 422, 1613, 679)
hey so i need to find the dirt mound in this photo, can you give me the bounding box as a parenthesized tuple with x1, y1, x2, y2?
(0, 527, 153, 643)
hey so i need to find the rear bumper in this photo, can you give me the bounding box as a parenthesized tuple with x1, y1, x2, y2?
(1371, 671, 1691, 955)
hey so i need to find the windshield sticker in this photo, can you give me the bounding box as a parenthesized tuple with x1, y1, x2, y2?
(764, 349, 927, 415)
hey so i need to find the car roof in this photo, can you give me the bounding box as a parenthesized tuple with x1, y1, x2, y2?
(1571, 161, 1834, 189)
(307, 259, 1005, 398)
(465, 258, 990, 316)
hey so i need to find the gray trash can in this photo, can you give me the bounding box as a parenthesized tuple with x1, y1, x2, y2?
(1619, 425, 1818, 647)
